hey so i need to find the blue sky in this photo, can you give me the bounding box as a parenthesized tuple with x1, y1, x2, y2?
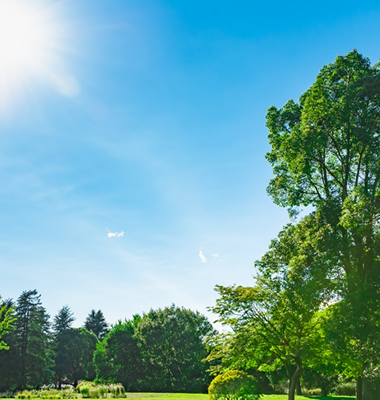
(2, 0, 380, 327)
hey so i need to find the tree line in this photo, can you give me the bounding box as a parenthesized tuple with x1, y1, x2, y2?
(0, 290, 213, 393)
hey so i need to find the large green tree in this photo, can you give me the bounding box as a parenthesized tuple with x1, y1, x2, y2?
(135, 305, 214, 393)
(94, 306, 213, 392)
(209, 219, 330, 400)
(265, 50, 380, 400)
(94, 315, 143, 391)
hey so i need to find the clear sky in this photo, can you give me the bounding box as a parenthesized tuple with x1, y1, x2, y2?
(1, 0, 380, 327)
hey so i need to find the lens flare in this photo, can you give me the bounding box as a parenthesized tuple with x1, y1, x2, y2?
(0, 0, 79, 113)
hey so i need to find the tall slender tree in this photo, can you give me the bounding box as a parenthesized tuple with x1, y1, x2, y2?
(0, 290, 53, 390)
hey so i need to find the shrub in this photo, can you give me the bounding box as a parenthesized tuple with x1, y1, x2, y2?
(88, 389, 99, 399)
(79, 387, 90, 398)
(333, 382, 356, 396)
(98, 387, 108, 398)
(301, 388, 322, 396)
(209, 370, 262, 400)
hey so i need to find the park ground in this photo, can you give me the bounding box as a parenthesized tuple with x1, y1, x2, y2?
(110, 395, 355, 400)
(3, 395, 356, 400)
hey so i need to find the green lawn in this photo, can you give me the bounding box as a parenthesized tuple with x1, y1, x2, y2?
(112, 395, 355, 400)
(262, 396, 355, 400)
(124, 395, 208, 399)
(1, 395, 356, 400)
(117, 394, 356, 400)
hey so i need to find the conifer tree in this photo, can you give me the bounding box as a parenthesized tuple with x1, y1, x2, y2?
(84, 309, 108, 340)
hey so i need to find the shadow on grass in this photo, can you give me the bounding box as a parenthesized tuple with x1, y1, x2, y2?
(303, 396, 355, 400)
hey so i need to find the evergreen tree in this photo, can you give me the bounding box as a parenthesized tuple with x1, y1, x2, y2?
(53, 305, 75, 335)
(0, 290, 53, 390)
(84, 309, 108, 340)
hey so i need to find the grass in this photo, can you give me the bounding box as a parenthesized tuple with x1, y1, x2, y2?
(263, 396, 355, 400)
(1, 394, 356, 400)
(118, 395, 356, 400)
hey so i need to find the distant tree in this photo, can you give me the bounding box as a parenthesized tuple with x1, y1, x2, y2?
(94, 315, 142, 391)
(53, 306, 97, 388)
(135, 305, 214, 393)
(53, 306, 75, 389)
(94, 307, 213, 393)
(54, 328, 98, 388)
(85, 310, 108, 340)
(0, 290, 53, 390)
(53, 305, 75, 335)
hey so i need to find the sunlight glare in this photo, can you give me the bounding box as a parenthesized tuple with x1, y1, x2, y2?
(0, 0, 78, 113)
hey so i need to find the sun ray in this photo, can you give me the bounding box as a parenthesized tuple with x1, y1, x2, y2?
(0, 0, 78, 114)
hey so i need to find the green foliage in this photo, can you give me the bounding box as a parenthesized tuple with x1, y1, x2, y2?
(94, 306, 213, 393)
(0, 297, 16, 351)
(0, 290, 53, 391)
(93, 317, 142, 391)
(53, 306, 75, 335)
(333, 382, 356, 396)
(265, 50, 380, 387)
(54, 327, 98, 387)
(209, 219, 331, 400)
(85, 310, 108, 340)
(208, 370, 261, 400)
(135, 305, 214, 393)
(76, 381, 125, 398)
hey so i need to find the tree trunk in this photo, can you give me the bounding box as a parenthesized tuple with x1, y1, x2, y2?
(288, 356, 303, 400)
(356, 376, 363, 400)
(296, 379, 302, 396)
(362, 377, 377, 400)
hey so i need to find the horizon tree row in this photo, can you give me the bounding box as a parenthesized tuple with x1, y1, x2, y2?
(0, 290, 214, 393)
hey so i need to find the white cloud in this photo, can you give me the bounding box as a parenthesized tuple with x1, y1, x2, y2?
(212, 253, 219, 258)
(108, 231, 124, 238)
(199, 250, 207, 263)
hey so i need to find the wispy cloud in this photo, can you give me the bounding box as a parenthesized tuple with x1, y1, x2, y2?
(108, 231, 124, 238)
(212, 253, 219, 258)
(199, 250, 207, 263)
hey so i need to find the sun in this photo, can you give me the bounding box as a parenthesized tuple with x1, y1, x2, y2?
(0, 0, 57, 72)
(0, 0, 75, 112)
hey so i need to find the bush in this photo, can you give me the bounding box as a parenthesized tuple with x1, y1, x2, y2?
(75, 381, 125, 398)
(301, 388, 322, 396)
(209, 370, 262, 400)
(333, 382, 356, 396)
(88, 389, 99, 399)
(0, 393, 15, 399)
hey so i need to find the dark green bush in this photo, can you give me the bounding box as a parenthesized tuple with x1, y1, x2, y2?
(333, 382, 356, 396)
